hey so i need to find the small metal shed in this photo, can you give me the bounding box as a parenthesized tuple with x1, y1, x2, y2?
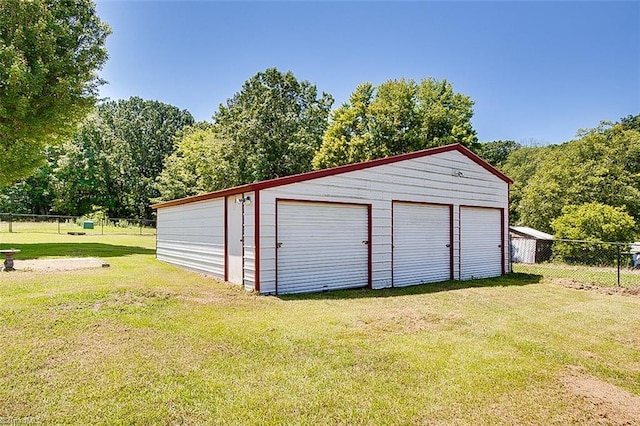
(510, 226, 554, 264)
(153, 143, 513, 295)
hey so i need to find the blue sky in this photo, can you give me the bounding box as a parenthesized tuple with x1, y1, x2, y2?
(95, 1, 640, 145)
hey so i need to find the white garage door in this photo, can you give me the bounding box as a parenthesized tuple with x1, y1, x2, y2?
(460, 207, 503, 280)
(393, 202, 452, 287)
(276, 200, 369, 295)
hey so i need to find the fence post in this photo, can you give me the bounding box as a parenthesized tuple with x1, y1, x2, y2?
(57, 217, 60, 234)
(617, 245, 621, 287)
(101, 218, 104, 236)
(8, 213, 12, 233)
(139, 219, 143, 235)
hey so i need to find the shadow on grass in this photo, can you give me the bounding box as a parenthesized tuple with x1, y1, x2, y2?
(278, 273, 543, 301)
(2, 243, 155, 259)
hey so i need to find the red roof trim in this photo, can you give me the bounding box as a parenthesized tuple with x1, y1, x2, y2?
(152, 143, 512, 209)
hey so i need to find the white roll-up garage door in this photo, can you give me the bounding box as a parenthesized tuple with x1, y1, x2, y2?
(460, 206, 503, 280)
(276, 200, 370, 295)
(393, 202, 452, 287)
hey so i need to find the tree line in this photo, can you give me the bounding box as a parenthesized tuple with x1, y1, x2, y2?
(478, 114, 640, 244)
(1, 68, 479, 219)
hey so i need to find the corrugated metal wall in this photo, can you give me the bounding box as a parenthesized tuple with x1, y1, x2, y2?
(511, 238, 536, 263)
(156, 199, 224, 277)
(226, 195, 243, 284)
(276, 200, 369, 294)
(392, 202, 451, 287)
(241, 192, 255, 291)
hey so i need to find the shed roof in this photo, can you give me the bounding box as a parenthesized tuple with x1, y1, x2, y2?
(153, 143, 513, 209)
(510, 226, 554, 240)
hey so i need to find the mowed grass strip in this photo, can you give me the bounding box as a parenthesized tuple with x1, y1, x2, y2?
(1, 234, 639, 424)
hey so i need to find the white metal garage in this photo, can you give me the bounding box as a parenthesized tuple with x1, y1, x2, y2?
(153, 143, 512, 295)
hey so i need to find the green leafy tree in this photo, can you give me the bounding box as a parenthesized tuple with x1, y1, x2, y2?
(0, 0, 110, 186)
(620, 113, 640, 131)
(499, 145, 552, 224)
(155, 125, 238, 201)
(517, 123, 640, 232)
(313, 78, 477, 169)
(51, 111, 123, 216)
(100, 97, 194, 218)
(52, 98, 194, 217)
(476, 140, 521, 168)
(0, 146, 59, 214)
(214, 68, 333, 183)
(0, 182, 33, 214)
(551, 202, 637, 265)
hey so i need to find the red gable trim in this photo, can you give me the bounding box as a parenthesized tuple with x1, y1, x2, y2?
(152, 143, 512, 209)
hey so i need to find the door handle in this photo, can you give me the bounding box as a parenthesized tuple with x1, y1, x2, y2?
(277, 242, 283, 248)
(362, 241, 369, 246)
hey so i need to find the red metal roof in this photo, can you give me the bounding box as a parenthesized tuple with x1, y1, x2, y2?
(152, 143, 513, 209)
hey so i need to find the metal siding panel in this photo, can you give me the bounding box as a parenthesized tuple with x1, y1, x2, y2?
(276, 201, 369, 294)
(257, 192, 277, 294)
(156, 199, 225, 278)
(393, 203, 451, 287)
(226, 195, 244, 284)
(460, 207, 503, 280)
(511, 238, 536, 263)
(243, 191, 256, 291)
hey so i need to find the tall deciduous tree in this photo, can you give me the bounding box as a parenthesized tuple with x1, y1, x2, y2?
(155, 125, 237, 202)
(476, 140, 521, 168)
(0, 146, 58, 215)
(620, 113, 640, 131)
(499, 144, 553, 224)
(551, 202, 636, 265)
(214, 68, 334, 183)
(0, 0, 110, 186)
(52, 98, 194, 218)
(100, 97, 194, 218)
(312, 78, 477, 169)
(51, 111, 122, 216)
(516, 123, 640, 232)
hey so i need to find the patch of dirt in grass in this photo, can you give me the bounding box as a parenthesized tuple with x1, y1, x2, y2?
(561, 365, 640, 425)
(13, 257, 110, 272)
(91, 290, 175, 312)
(354, 308, 463, 334)
(553, 278, 640, 297)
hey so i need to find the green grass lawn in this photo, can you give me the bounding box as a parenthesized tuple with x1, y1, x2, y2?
(1, 234, 639, 424)
(514, 262, 640, 289)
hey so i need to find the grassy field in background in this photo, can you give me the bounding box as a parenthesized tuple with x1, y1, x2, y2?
(0, 219, 156, 236)
(1, 234, 639, 424)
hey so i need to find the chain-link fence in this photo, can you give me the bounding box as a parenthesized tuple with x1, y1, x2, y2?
(511, 238, 640, 289)
(0, 213, 156, 236)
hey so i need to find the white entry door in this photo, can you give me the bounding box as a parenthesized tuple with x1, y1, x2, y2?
(393, 202, 452, 287)
(460, 207, 503, 280)
(276, 200, 369, 295)
(226, 195, 244, 284)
